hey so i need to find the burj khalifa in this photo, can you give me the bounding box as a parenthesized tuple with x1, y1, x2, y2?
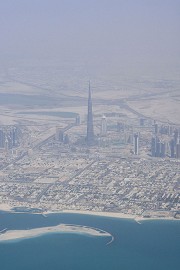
(86, 81, 94, 145)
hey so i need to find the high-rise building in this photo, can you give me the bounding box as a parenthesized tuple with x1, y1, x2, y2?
(75, 115, 80, 126)
(55, 127, 64, 142)
(55, 127, 60, 141)
(64, 134, 69, 144)
(160, 142, 166, 158)
(176, 136, 180, 159)
(176, 143, 180, 159)
(151, 137, 166, 157)
(12, 127, 18, 147)
(134, 134, 139, 155)
(170, 139, 175, 158)
(101, 115, 107, 136)
(5, 137, 9, 154)
(169, 125, 173, 136)
(0, 126, 19, 149)
(140, 118, 145, 126)
(0, 129, 5, 148)
(156, 140, 161, 157)
(174, 129, 179, 144)
(151, 137, 157, 157)
(154, 123, 159, 135)
(86, 81, 94, 145)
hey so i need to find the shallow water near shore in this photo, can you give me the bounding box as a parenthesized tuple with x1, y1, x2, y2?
(0, 212, 179, 270)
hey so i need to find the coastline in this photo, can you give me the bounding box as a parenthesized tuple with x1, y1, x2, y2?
(0, 206, 179, 243)
(46, 209, 179, 222)
(0, 203, 179, 222)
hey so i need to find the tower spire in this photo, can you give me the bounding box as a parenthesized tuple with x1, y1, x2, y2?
(88, 80, 91, 98)
(86, 81, 94, 145)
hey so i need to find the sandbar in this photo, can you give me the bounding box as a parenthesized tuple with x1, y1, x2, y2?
(0, 224, 111, 242)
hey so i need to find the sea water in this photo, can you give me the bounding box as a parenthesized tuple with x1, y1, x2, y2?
(0, 212, 179, 270)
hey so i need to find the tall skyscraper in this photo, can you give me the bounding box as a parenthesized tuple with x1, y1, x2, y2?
(154, 123, 159, 135)
(12, 127, 18, 147)
(101, 115, 107, 136)
(156, 140, 161, 157)
(86, 81, 94, 145)
(174, 129, 179, 144)
(160, 142, 166, 158)
(75, 114, 80, 126)
(55, 127, 64, 142)
(0, 129, 5, 148)
(5, 137, 9, 154)
(170, 139, 175, 158)
(134, 134, 139, 155)
(151, 136, 166, 158)
(176, 143, 180, 159)
(151, 137, 156, 157)
(64, 134, 69, 144)
(176, 136, 180, 159)
(140, 118, 145, 126)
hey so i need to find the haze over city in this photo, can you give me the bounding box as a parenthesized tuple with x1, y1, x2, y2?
(1, 0, 180, 70)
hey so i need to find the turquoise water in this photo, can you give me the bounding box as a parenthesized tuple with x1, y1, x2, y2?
(0, 212, 179, 270)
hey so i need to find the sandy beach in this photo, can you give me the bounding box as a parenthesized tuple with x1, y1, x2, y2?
(47, 209, 178, 222)
(61, 210, 136, 220)
(0, 204, 13, 212)
(0, 223, 111, 242)
(0, 203, 178, 222)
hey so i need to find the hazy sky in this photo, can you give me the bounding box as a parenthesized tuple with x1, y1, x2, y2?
(0, 0, 180, 70)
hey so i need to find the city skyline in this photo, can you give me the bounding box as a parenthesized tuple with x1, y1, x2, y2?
(0, 1, 179, 269)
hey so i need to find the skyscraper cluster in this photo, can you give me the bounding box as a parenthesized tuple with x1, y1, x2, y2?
(151, 124, 180, 159)
(55, 127, 69, 144)
(151, 137, 166, 158)
(0, 126, 18, 150)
